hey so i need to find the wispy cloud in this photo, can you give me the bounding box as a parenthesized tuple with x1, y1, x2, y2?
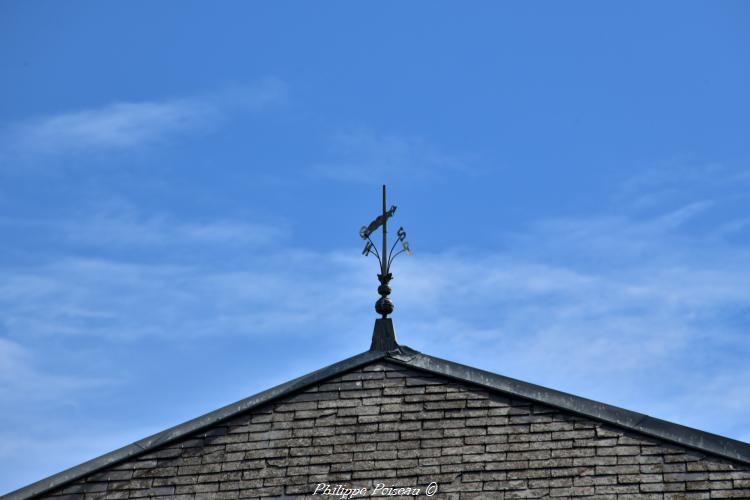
(614, 163, 750, 215)
(1, 78, 287, 159)
(9, 100, 219, 153)
(63, 206, 288, 248)
(311, 129, 467, 183)
(0, 252, 372, 342)
(0, 207, 301, 341)
(0, 337, 112, 404)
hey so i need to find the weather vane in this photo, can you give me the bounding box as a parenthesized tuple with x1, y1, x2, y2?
(360, 185, 412, 318)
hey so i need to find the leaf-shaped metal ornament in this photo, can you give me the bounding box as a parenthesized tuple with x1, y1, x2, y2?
(362, 240, 373, 256)
(402, 239, 412, 256)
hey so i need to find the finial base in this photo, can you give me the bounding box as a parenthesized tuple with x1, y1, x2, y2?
(370, 318, 399, 352)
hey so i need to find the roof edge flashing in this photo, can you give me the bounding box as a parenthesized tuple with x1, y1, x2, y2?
(385, 349, 750, 466)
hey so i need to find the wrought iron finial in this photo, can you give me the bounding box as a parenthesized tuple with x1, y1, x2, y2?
(359, 185, 413, 318)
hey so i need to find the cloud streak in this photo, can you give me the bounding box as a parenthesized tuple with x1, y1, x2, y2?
(63, 208, 288, 248)
(0, 338, 112, 402)
(10, 100, 219, 153)
(1, 78, 287, 159)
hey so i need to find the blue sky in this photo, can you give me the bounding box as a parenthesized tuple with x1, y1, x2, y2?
(1, 1, 750, 493)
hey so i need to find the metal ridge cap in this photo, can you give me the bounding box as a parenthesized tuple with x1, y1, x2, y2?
(387, 348, 750, 466)
(2, 349, 385, 500)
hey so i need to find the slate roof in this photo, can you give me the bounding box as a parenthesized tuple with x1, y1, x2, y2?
(5, 340, 750, 499)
